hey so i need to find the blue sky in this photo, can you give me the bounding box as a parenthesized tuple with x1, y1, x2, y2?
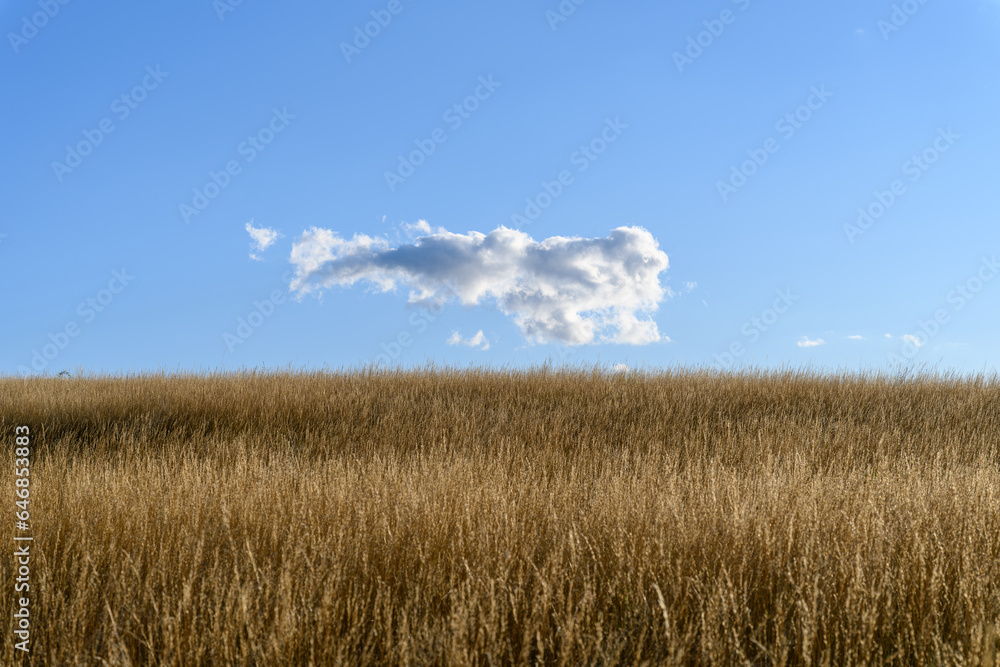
(3, 0, 999, 375)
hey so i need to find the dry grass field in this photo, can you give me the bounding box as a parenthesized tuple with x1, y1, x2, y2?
(1, 367, 999, 665)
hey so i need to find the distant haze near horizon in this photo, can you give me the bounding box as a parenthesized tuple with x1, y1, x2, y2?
(3, 0, 999, 374)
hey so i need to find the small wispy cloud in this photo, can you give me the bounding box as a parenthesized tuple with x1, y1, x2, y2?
(847, 335, 865, 340)
(447, 330, 490, 350)
(902, 334, 923, 349)
(246, 220, 282, 261)
(665, 281, 696, 299)
(400, 219, 446, 237)
(884, 333, 892, 339)
(797, 336, 825, 348)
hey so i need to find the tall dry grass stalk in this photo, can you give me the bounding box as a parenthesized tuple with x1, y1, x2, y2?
(1, 367, 998, 665)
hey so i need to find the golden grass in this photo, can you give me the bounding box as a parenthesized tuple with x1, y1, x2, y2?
(1, 367, 998, 665)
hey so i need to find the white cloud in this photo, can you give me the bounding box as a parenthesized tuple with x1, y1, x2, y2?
(884, 333, 892, 339)
(289, 224, 670, 345)
(447, 330, 490, 350)
(847, 335, 865, 340)
(902, 334, 924, 349)
(246, 220, 282, 260)
(404, 219, 431, 235)
(401, 219, 446, 237)
(797, 336, 825, 348)
(611, 363, 630, 372)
